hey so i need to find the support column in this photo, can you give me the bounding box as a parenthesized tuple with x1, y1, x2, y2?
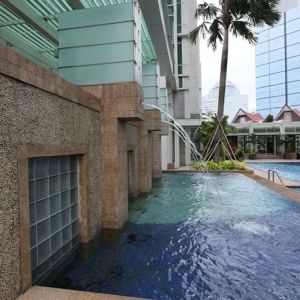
(83, 83, 143, 229)
(138, 122, 152, 193)
(138, 109, 162, 193)
(152, 131, 162, 179)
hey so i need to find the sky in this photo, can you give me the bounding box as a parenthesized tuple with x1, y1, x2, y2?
(198, 1, 257, 112)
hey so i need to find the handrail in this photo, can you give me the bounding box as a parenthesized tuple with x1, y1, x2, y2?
(268, 169, 285, 186)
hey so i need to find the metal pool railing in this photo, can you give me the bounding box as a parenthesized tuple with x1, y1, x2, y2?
(268, 169, 285, 186)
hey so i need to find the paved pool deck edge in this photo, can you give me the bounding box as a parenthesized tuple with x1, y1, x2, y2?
(17, 286, 144, 300)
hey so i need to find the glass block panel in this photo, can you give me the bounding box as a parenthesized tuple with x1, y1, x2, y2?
(49, 157, 60, 176)
(62, 208, 71, 227)
(50, 176, 60, 195)
(29, 181, 35, 203)
(61, 173, 70, 191)
(70, 188, 78, 205)
(61, 191, 70, 209)
(35, 158, 49, 179)
(37, 219, 50, 243)
(50, 194, 61, 215)
(30, 225, 37, 247)
(29, 204, 36, 224)
(51, 249, 62, 265)
(31, 247, 38, 270)
(62, 241, 72, 254)
(62, 225, 72, 245)
(51, 231, 62, 254)
(72, 235, 80, 247)
(35, 178, 49, 200)
(51, 213, 62, 233)
(37, 239, 51, 264)
(60, 156, 70, 173)
(72, 220, 80, 237)
(29, 155, 80, 284)
(70, 172, 78, 188)
(36, 198, 50, 222)
(71, 204, 79, 222)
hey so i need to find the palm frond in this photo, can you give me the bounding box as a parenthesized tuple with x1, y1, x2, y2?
(208, 18, 223, 51)
(231, 20, 257, 44)
(195, 2, 220, 20)
(188, 21, 210, 43)
(246, 0, 281, 27)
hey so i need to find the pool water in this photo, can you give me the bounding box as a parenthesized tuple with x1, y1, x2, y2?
(50, 173, 300, 299)
(248, 162, 300, 182)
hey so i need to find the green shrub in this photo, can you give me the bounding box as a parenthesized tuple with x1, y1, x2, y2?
(192, 160, 246, 171)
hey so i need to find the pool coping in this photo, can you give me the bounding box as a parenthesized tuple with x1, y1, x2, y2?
(18, 286, 144, 300)
(163, 168, 254, 175)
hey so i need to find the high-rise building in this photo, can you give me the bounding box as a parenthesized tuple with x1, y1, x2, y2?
(202, 82, 248, 122)
(256, 3, 300, 117)
(162, 0, 202, 168)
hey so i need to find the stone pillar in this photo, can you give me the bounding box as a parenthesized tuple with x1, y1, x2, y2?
(138, 109, 162, 193)
(82, 82, 143, 229)
(152, 131, 162, 179)
(138, 122, 152, 193)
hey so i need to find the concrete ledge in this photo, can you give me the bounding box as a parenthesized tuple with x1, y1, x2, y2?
(18, 286, 143, 300)
(0, 45, 101, 112)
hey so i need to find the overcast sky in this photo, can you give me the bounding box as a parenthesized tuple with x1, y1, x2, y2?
(198, 1, 257, 112)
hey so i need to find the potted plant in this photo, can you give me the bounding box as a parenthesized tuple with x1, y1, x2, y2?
(236, 148, 245, 161)
(249, 149, 257, 160)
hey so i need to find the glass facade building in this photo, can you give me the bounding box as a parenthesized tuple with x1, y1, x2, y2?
(256, 5, 300, 117)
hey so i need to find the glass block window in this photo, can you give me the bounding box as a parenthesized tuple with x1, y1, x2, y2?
(28, 155, 80, 283)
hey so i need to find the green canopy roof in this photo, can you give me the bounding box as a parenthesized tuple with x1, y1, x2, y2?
(0, 0, 157, 70)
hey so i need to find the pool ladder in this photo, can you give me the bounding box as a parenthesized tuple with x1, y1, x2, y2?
(268, 170, 285, 186)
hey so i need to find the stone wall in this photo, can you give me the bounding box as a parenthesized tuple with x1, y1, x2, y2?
(0, 45, 164, 300)
(0, 68, 101, 299)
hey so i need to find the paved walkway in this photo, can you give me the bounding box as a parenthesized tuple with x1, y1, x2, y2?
(18, 286, 142, 300)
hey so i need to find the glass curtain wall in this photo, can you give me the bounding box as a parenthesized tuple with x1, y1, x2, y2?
(256, 6, 300, 117)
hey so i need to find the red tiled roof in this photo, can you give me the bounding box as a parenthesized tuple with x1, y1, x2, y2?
(232, 108, 264, 123)
(293, 108, 300, 118)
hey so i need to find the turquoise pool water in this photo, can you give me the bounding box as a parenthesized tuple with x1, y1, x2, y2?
(51, 173, 300, 299)
(248, 162, 300, 182)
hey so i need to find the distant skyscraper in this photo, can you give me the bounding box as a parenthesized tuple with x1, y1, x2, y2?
(255, 4, 300, 117)
(202, 81, 248, 122)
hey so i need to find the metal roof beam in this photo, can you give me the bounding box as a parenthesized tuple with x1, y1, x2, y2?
(1, 0, 58, 45)
(65, 0, 85, 9)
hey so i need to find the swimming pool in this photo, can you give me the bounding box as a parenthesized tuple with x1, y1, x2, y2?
(247, 162, 300, 182)
(50, 173, 300, 299)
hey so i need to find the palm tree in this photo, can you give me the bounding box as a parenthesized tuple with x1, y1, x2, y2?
(189, 0, 280, 161)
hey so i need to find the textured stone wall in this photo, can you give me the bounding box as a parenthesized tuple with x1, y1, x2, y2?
(0, 74, 101, 300)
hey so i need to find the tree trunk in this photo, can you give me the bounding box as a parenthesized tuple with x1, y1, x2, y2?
(214, 26, 229, 163)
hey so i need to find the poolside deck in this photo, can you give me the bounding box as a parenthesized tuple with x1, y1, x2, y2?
(18, 286, 143, 300)
(246, 161, 300, 188)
